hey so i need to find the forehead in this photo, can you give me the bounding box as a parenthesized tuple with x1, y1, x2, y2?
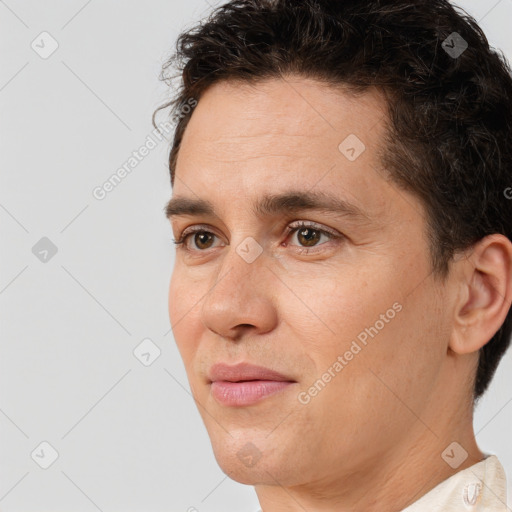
(173, 76, 392, 217)
(179, 76, 388, 155)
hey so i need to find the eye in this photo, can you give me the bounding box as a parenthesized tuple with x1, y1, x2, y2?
(172, 221, 343, 254)
(172, 225, 222, 251)
(285, 221, 340, 252)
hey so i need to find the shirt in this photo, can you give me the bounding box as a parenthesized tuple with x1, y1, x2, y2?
(401, 454, 510, 511)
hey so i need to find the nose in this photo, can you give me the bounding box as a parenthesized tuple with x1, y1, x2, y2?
(200, 244, 278, 341)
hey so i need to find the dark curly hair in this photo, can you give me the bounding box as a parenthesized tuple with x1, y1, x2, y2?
(153, 0, 512, 404)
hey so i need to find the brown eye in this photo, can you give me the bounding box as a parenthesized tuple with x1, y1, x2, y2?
(288, 224, 333, 249)
(284, 221, 343, 255)
(193, 231, 215, 250)
(296, 227, 322, 247)
(173, 227, 221, 252)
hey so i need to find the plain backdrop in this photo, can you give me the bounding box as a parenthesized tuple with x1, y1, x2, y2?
(1, 1, 511, 511)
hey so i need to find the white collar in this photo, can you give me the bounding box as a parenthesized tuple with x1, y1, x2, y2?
(401, 454, 509, 511)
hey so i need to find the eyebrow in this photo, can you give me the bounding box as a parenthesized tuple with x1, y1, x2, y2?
(165, 190, 371, 224)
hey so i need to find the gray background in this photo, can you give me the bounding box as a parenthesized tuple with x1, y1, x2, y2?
(1, 1, 511, 511)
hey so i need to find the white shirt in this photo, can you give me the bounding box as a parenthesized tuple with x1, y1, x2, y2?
(401, 454, 510, 511)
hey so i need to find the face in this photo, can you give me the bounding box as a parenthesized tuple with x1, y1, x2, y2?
(167, 76, 454, 487)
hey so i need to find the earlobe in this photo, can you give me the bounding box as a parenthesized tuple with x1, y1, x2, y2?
(450, 234, 512, 355)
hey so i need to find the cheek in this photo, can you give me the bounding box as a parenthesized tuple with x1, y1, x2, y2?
(296, 291, 445, 456)
(291, 259, 440, 390)
(168, 268, 205, 363)
(168, 270, 184, 328)
(287, 264, 397, 355)
(327, 279, 446, 416)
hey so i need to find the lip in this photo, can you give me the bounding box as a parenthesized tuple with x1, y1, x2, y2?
(208, 362, 297, 407)
(208, 362, 295, 383)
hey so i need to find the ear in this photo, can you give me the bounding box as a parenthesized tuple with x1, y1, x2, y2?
(450, 234, 512, 355)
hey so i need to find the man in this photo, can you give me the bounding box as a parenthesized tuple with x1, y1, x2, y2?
(155, 0, 512, 510)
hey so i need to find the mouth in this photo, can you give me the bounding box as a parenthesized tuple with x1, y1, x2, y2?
(208, 362, 297, 407)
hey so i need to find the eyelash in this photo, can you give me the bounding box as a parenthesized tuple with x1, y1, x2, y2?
(172, 221, 343, 255)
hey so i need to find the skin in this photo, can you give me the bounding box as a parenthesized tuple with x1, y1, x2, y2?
(167, 76, 512, 512)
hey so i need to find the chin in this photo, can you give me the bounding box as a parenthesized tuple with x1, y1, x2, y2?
(222, 464, 269, 485)
(209, 436, 301, 487)
(207, 432, 261, 477)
